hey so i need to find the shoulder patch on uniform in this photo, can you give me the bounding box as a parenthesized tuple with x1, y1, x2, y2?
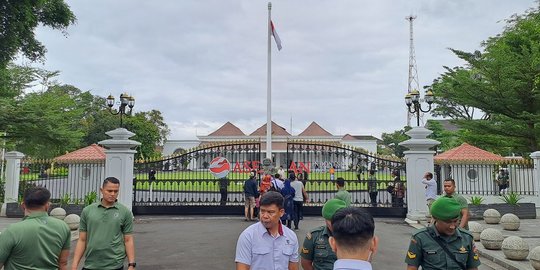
(306, 232, 312, 240)
(407, 251, 416, 259)
(458, 228, 474, 237)
(410, 238, 417, 244)
(309, 226, 325, 233)
(411, 227, 428, 237)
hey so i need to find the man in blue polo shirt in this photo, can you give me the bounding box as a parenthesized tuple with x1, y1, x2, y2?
(235, 191, 299, 270)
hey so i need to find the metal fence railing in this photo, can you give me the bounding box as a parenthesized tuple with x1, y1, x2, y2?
(18, 159, 104, 203)
(435, 159, 535, 196)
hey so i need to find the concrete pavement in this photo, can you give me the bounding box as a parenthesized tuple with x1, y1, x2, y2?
(0, 215, 501, 269)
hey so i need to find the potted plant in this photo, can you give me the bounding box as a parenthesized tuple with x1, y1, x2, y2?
(64, 198, 84, 215)
(493, 193, 536, 219)
(6, 196, 24, 218)
(84, 191, 98, 207)
(468, 196, 488, 220)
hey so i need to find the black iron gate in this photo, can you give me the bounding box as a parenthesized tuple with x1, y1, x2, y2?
(286, 141, 407, 217)
(133, 141, 261, 215)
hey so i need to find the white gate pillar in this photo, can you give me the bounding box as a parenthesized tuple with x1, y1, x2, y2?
(1, 151, 25, 216)
(99, 128, 141, 212)
(399, 127, 440, 222)
(530, 151, 540, 216)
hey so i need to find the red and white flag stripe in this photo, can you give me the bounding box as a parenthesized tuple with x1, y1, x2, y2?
(271, 20, 282, 51)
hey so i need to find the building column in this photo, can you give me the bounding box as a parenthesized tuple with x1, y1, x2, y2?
(399, 127, 440, 222)
(98, 128, 141, 212)
(0, 151, 25, 216)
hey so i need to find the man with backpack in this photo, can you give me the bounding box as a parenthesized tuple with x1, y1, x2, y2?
(270, 173, 284, 192)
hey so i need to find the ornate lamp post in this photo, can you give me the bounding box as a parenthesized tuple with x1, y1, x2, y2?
(405, 89, 434, 127)
(106, 93, 135, 127)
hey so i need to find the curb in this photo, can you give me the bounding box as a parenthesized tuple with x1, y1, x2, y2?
(476, 248, 525, 270)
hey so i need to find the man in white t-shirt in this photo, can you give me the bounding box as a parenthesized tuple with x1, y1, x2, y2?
(422, 172, 437, 217)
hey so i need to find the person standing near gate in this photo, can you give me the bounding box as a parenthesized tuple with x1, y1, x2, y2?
(71, 177, 136, 270)
(219, 177, 229, 206)
(495, 168, 509, 195)
(290, 172, 308, 230)
(405, 196, 480, 270)
(235, 191, 300, 270)
(422, 172, 437, 216)
(300, 198, 347, 270)
(0, 187, 71, 270)
(443, 178, 469, 230)
(335, 177, 352, 207)
(389, 170, 405, 207)
(243, 170, 259, 221)
(367, 170, 378, 207)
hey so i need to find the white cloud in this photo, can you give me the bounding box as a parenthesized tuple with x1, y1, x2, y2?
(32, 0, 536, 140)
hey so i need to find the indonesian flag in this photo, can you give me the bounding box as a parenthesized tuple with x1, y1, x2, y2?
(271, 20, 282, 51)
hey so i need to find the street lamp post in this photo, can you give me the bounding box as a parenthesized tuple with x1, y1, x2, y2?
(405, 89, 434, 127)
(106, 93, 135, 127)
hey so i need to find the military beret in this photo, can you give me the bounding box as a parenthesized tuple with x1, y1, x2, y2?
(322, 198, 347, 220)
(430, 196, 462, 221)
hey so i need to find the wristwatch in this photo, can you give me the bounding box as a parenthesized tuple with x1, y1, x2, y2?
(128, 262, 137, 268)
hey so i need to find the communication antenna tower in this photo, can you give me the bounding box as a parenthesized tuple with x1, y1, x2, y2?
(406, 15, 420, 126)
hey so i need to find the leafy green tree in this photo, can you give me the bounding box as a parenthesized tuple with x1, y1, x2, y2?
(0, 0, 76, 68)
(12, 86, 85, 158)
(82, 110, 167, 159)
(430, 5, 540, 155)
(379, 126, 412, 158)
(425, 120, 463, 152)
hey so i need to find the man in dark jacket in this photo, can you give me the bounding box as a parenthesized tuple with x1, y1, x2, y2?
(243, 170, 259, 221)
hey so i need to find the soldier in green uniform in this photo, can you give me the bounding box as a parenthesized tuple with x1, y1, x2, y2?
(405, 196, 481, 270)
(301, 198, 347, 270)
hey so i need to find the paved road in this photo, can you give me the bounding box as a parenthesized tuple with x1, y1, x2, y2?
(0, 215, 498, 269)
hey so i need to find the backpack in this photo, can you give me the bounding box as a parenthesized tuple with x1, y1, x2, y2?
(269, 179, 281, 192)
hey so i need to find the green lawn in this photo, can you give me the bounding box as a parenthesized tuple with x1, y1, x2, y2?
(134, 171, 403, 192)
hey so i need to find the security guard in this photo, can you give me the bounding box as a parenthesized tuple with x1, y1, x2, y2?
(405, 196, 481, 270)
(301, 198, 347, 270)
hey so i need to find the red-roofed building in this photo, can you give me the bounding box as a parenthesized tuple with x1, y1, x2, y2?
(55, 144, 106, 163)
(53, 144, 105, 188)
(163, 121, 379, 167)
(435, 143, 507, 194)
(435, 143, 505, 163)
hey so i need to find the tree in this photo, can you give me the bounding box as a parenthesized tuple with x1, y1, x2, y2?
(425, 120, 463, 152)
(11, 85, 86, 158)
(82, 110, 166, 160)
(0, 0, 76, 68)
(379, 126, 412, 158)
(429, 5, 540, 155)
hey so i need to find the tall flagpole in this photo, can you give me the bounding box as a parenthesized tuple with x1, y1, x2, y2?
(266, 2, 272, 159)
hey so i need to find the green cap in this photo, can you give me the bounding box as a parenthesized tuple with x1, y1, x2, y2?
(322, 199, 347, 220)
(430, 197, 462, 221)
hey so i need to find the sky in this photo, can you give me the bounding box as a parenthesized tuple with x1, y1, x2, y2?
(29, 0, 537, 140)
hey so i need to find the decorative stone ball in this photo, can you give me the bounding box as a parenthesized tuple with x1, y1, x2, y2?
(502, 236, 529, 260)
(468, 221, 484, 241)
(480, 228, 504, 250)
(64, 214, 81, 230)
(50, 208, 66, 220)
(530, 246, 540, 270)
(500, 213, 520, 231)
(483, 208, 501, 224)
